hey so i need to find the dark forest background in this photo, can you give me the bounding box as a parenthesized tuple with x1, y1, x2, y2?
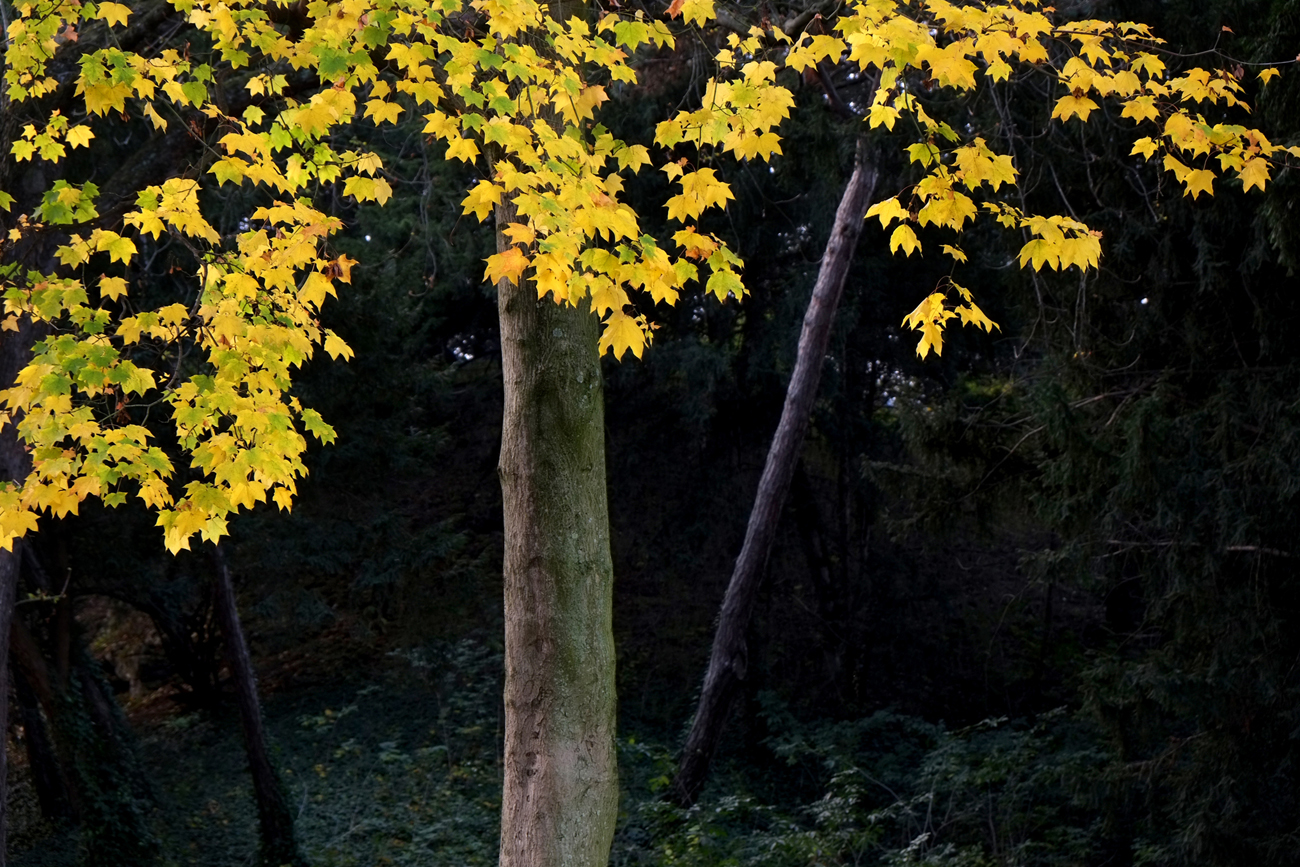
(6, 0, 1300, 864)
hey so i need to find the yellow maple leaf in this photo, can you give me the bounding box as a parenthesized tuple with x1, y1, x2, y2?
(65, 126, 94, 149)
(445, 137, 480, 163)
(889, 225, 921, 257)
(365, 98, 404, 125)
(901, 292, 955, 359)
(323, 331, 354, 361)
(598, 310, 647, 360)
(1052, 94, 1100, 122)
(1238, 157, 1270, 193)
(462, 180, 503, 221)
(1258, 67, 1280, 85)
(1182, 168, 1214, 199)
(97, 2, 131, 27)
(1059, 235, 1102, 271)
(485, 248, 530, 287)
(673, 227, 719, 260)
(99, 275, 128, 301)
(956, 302, 998, 332)
(502, 222, 536, 246)
(1120, 96, 1159, 123)
(866, 198, 907, 229)
(1131, 137, 1159, 160)
(665, 169, 733, 223)
(869, 102, 900, 130)
(142, 103, 168, 131)
(1018, 239, 1058, 271)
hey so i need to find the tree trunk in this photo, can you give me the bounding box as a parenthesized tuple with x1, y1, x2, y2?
(670, 140, 879, 806)
(0, 552, 14, 867)
(495, 200, 619, 867)
(0, 317, 43, 866)
(12, 664, 71, 821)
(212, 546, 307, 867)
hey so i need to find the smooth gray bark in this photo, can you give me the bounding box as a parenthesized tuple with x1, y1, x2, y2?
(671, 140, 879, 806)
(495, 200, 619, 867)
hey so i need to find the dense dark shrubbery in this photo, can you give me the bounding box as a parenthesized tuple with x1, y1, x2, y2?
(614, 702, 1121, 867)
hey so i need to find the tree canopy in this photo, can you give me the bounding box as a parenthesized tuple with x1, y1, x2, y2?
(0, 0, 1293, 554)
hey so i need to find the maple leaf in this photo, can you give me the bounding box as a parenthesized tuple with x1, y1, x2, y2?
(365, 98, 404, 125)
(97, 2, 131, 27)
(1059, 236, 1102, 271)
(210, 158, 246, 186)
(100, 234, 137, 265)
(598, 310, 647, 359)
(334, 255, 357, 284)
(445, 138, 480, 162)
(462, 180, 503, 221)
(1258, 68, 1280, 84)
(588, 278, 630, 316)
(143, 103, 169, 131)
(1018, 239, 1058, 271)
(616, 145, 651, 173)
(1131, 137, 1159, 160)
(673, 228, 719, 260)
(99, 276, 129, 301)
(355, 153, 383, 176)
(485, 248, 530, 287)
(65, 126, 94, 149)
(1052, 94, 1100, 122)
(889, 225, 921, 257)
(503, 223, 536, 246)
(665, 169, 734, 223)
(323, 331, 354, 361)
(869, 103, 900, 130)
(679, 0, 714, 27)
(706, 268, 743, 302)
(1120, 96, 1160, 123)
(1238, 157, 1270, 193)
(866, 198, 907, 229)
(901, 292, 956, 359)
(1182, 168, 1214, 199)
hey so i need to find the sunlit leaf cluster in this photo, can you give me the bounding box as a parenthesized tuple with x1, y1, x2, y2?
(0, 0, 1293, 550)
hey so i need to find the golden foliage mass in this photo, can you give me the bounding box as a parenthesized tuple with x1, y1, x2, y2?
(0, 0, 1292, 550)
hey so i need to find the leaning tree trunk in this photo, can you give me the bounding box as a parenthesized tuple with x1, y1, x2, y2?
(495, 198, 619, 867)
(212, 546, 308, 867)
(671, 139, 879, 807)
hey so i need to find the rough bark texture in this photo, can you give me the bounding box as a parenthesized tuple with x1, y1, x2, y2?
(213, 547, 308, 867)
(496, 200, 619, 867)
(671, 140, 879, 806)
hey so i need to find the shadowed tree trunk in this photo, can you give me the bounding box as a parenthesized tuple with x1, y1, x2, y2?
(495, 196, 619, 867)
(212, 546, 308, 867)
(671, 139, 879, 806)
(0, 552, 15, 867)
(0, 317, 43, 866)
(12, 664, 71, 821)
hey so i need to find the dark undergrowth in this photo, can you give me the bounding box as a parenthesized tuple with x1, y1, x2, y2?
(9, 632, 1122, 867)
